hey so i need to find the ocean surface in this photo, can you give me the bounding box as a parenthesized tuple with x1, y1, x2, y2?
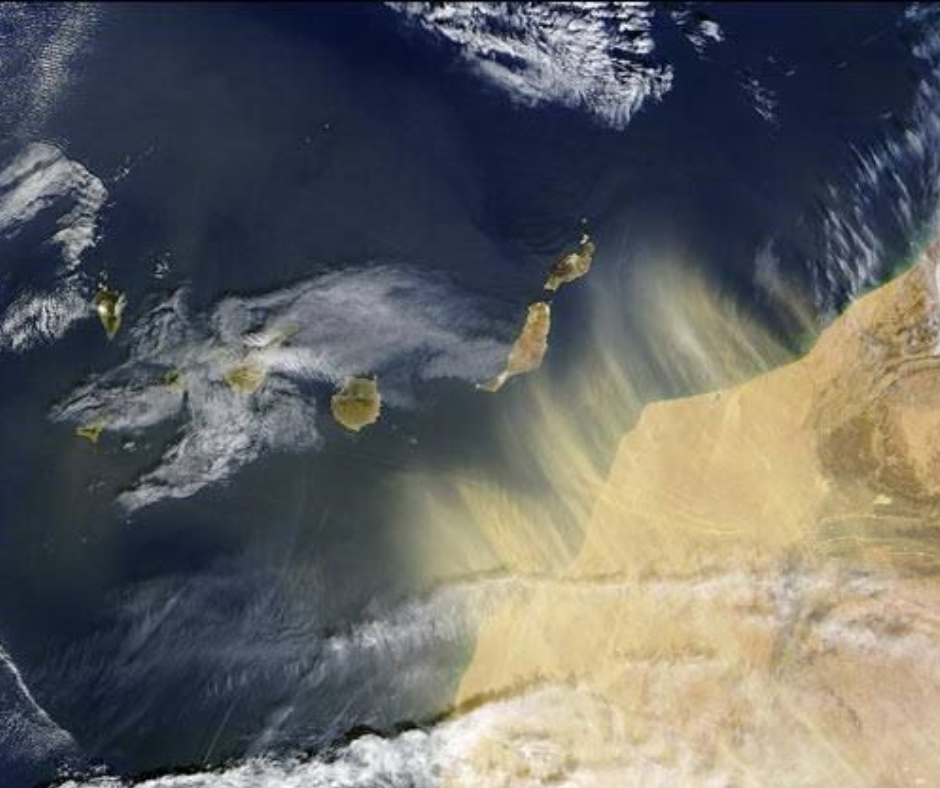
(0, 3, 937, 786)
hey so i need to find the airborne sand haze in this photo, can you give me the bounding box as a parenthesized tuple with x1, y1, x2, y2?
(405, 245, 940, 787)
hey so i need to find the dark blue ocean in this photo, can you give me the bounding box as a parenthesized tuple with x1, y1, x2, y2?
(0, 3, 934, 786)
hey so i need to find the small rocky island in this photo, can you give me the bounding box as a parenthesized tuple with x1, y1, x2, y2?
(93, 287, 126, 340)
(544, 232, 594, 292)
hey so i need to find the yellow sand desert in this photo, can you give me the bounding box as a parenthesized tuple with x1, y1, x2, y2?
(412, 246, 940, 787)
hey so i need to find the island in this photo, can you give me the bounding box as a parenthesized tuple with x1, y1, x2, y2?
(222, 361, 266, 394)
(544, 232, 595, 292)
(93, 287, 126, 340)
(331, 376, 382, 432)
(480, 302, 551, 392)
(75, 422, 105, 444)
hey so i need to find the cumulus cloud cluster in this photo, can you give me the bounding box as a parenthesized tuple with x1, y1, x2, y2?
(0, 3, 100, 137)
(669, 5, 724, 54)
(388, 3, 728, 130)
(388, 2, 677, 129)
(52, 266, 509, 511)
(0, 142, 108, 351)
(0, 645, 82, 787)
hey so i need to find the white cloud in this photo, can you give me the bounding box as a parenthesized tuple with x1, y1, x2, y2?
(0, 285, 89, 352)
(669, 6, 724, 54)
(0, 645, 82, 784)
(0, 143, 108, 351)
(388, 2, 674, 129)
(0, 3, 100, 137)
(51, 266, 510, 511)
(0, 142, 107, 269)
